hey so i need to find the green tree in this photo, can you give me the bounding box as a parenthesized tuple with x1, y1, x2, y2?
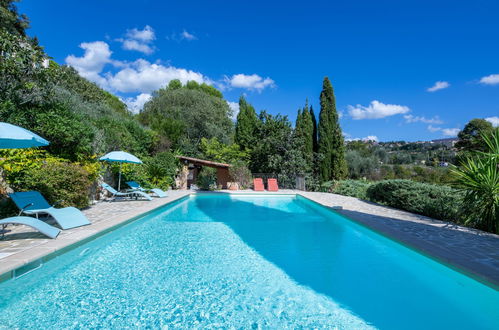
(455, 118, 494, 155)
(294, 101, 314, 171)
(345, 150, 379, 179)
(317, 77, 347, 181)
(250, 111, 293, 174)
(200, 137, 249, 164)
(452, 128, 499, 234)
(250, 111, 310, 187)
(168, 79, 182, 90)
(310, 105, 318, 153)
(1, 0, 30, 37)
(138, 83, 233, 152)
(235, 95, 258, 151)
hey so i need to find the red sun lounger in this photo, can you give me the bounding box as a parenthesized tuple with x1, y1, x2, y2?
(253, 178, 265, 191)
(267, 178, 279, 192)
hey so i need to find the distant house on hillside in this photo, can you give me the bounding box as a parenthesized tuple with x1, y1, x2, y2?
(431, 138, 458, 148)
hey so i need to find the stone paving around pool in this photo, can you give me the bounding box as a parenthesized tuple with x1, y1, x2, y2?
(1, 190, 498, 289)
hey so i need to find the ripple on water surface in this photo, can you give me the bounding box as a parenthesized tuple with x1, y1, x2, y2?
(0, 217, 372, 329)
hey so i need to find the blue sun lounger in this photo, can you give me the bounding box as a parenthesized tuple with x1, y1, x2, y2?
(101, 183, 152, 201)
(9, 191, 91, 230)
(0, 216, 61, 239)
(126, 181, 167, 198)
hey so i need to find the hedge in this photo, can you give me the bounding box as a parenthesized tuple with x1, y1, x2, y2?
(366, 179, 463, 222)
(331, 180, 371, 199)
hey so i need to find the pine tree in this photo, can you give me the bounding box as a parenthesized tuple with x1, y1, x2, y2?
(310, 105, 318, 153)
(235, 95, 258, 151)
(317, 77, 347, 181)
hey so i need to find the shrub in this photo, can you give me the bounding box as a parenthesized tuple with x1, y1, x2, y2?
(117, 151, 179, 190)
(451, 128, 499, 234)
(196, 167, 217, 191)
(229, 161, 252, 189)
(14, 160, 94, 208)
(331, 180, 371, 199)
(366, 179, 463, 222)
(0, 150, 96, 209)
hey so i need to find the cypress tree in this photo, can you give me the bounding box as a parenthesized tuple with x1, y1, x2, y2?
(294, 101, 314, 173)
(235, 95, 258, 150)
(317, 77, 347, 181)
(295, 108, 304, 140)
(310, 105, 318, 153)
(301, 101, 314, 158)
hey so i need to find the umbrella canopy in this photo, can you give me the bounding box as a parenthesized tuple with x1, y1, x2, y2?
(99, 151, 142, 191)
(99, 151, 142, 164)
(0, 122, 49, 149)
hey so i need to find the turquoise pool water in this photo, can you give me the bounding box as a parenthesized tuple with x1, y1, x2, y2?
(0, 194, 497, 329)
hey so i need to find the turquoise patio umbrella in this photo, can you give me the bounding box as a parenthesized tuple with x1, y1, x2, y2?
(99, 151, 142, 191)
(0, 122, 49, 149)
(0, 122, 50, 236)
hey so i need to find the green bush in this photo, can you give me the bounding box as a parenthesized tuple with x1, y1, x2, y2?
(10, 159, 95, 209)
(331, 180, 371, 199)
(366, 179, 463, 222)
(229, 161, 252, 189)
(196, 167, 217, 191)
(116, 151, 179, 191)
(144, 151, 179, 188)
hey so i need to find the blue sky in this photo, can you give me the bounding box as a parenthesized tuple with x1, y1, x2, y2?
(20, 0, 499, 142)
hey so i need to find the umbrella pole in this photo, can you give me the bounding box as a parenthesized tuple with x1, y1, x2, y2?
(118, 162, 122, 191)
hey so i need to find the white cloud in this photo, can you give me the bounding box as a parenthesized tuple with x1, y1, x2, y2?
(181, 30, 197, 41)
(227, 74, 275, 91)
(404, 114, 443, 124)
(442, 128, 460, 137)
(348, 100, 410, 120)
(427, 125, 441, 132)
(65, 41, 112, 86)
(227, 101, 240, 121)
(107, 59, 209, 93)
(427, 81, 450, 92)
(124, 93, 152, 113)
(479, 74, 499, 85)
(345, 135, 378, 142)
(427, 125, 460, 136)
(126, 25, 155, 42)
(363, 135, 378, 142)
(485, 116, 499, 127)
(119, 26, 156, 54)
(121, 39, 154, 54)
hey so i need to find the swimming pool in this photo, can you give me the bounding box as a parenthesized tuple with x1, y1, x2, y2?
(0, 194, 497, 329)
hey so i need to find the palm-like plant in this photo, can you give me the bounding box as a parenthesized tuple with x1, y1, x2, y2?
(451, 128, 499, 234)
